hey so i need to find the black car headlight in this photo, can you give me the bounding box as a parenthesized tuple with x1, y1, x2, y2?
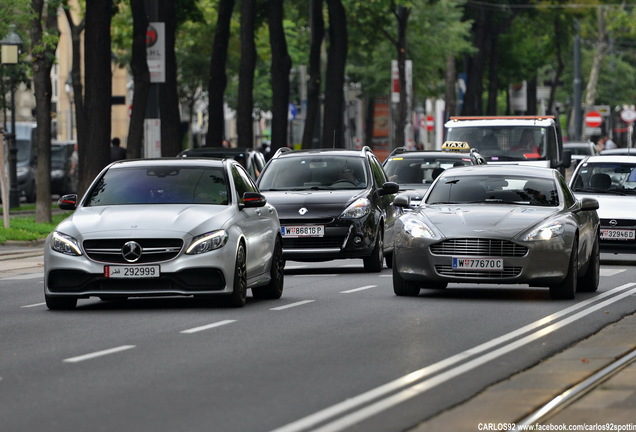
(522, 221, 564, 241)
(51, 231, 82, 256)
(341, 198, 371, 219)
(186, 230, 228, 254)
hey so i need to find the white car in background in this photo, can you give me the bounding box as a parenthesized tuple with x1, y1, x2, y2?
(569, 155, 636, 254)
(44, 158, 284, 310)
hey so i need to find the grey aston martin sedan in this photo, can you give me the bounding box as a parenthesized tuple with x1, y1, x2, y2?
(392, 165, 600, 300)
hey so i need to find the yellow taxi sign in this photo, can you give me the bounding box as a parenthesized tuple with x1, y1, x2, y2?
(442, 141, 471, 152)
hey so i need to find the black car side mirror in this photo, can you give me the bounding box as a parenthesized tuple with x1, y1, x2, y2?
(380, 181, 400, 196)
(241, 192, 267, 209)
(58, 194, 78, 210)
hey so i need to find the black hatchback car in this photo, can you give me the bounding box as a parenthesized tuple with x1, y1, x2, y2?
(178, 147, 266, 180)
(256, 147, 399, 271)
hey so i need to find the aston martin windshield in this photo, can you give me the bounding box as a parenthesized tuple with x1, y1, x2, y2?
(426, 174, 559, 206)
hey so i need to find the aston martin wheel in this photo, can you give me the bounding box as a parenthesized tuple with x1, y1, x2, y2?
(550, 241, 578, 300)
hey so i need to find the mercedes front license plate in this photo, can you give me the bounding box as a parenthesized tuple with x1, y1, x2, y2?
(601, 228, 635, 241)
(452, 257, 503, 271)
(104, 265, 160, 278)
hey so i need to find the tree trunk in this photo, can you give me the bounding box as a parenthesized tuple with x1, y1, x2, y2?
(30, 0, 58, 223)
(159, 0, 182, 156)
(268, 0, 292, 154)
(462, 9, 487, 115)
(444, 54, 456, 121)
(301, 0, 323, 149)
(63, 7, 86, 190)
(394, 6, 410, 150)
(486, 31, 498, 115)
(207, 0, 234, 148)
(322, 0, 347, 148)
(584, 8, 608, 108)
(82, 0, 112, 195)
(237, 0, 256, 149)
(127, 0, 150, 160)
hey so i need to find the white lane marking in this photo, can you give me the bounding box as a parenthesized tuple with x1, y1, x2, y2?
(2, 274, 43, 280)
(271, 283, 636, 432)
(63, 345, 136, 363)
(601, 268, 626, 277)
(180, 319, 237, 334)
(270, 300, 315, 311)
(340, 285, 377, 294)
(21, 302, 46, 308)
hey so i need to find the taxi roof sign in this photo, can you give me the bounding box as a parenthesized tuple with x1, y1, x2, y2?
(442, 141, 471, 152)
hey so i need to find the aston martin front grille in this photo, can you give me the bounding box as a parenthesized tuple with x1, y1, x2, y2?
(83, 238, 183, 264)
(435, 265, 522, 278)
(430, 239, 527, 257)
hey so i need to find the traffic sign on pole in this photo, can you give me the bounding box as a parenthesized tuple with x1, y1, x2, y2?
(426, 115, 434, 132)
(585, 111, 602, 128)
(621, 109, 636, 124)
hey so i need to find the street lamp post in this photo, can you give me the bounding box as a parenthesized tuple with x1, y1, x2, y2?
(1, 24, 24, 209)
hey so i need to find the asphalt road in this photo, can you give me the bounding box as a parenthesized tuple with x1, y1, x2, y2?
(1, 254, 635, 432)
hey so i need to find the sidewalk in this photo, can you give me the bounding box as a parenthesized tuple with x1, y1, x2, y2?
(2, 243, 634, 429)
(411, 314, 636, 431)
(0, 241, 45, 276)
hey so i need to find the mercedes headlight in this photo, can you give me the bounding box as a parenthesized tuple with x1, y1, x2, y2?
(341, 198, 371, 219)
(186, 230, 228, 254)
(522, 221, 564, 241)
(51, 231, 82, 256)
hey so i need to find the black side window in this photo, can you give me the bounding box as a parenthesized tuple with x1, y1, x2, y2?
(232, 164, 258, 203)
(368, 154, 387, 187)
(558, 174, 575, 207)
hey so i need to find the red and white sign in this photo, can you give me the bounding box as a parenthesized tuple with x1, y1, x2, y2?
(426, 115, 434, 132)
(585, 111, 603, 128)
(621, 109, 636, 124)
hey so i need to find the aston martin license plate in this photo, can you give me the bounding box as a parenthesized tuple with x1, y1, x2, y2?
(104, 265, 160, 278)
(452, 257, 503, 271)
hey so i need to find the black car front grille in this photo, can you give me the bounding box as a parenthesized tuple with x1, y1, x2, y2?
(435, 265, 522, 278)
(599, 218, 636, 228)
(83, 238, 183, 264)
(283, 236, 345, 249)
(430, 239, 527, 257)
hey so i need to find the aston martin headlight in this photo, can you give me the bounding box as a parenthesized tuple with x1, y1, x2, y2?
(51, 231, 82, 256)
(186, 230, 228, 254)
(403, 218, 437, 239)
(522, 221, 564, 241)
(341, 198, 371, 219)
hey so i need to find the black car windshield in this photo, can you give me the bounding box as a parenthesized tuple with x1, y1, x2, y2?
(426, 174, 559, 206)
(383, 156, 471, 186)
(571, 162, 636, 195)
(258, 156, 368, 190)
(86, 166, 229, 206)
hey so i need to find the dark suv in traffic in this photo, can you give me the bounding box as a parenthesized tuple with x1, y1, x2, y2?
(256, 147, 399, 271)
